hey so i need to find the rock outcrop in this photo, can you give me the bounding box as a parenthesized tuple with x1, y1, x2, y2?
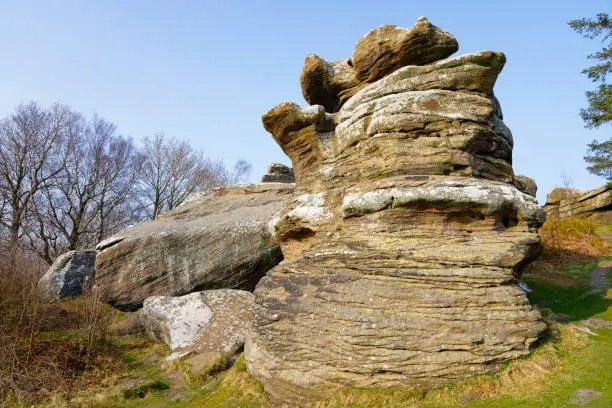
(300, 17, 459, 112)
(95, 183, 293, 311)
(513, 175, 537, 198)
(544, 185, 611, 218)
(261, 163, 295, 183)
(247, 17, 546, 405)
(141, 290, 253, 371)
(39, 250, 96, 299)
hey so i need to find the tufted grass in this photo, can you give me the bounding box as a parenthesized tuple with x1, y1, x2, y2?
(539, 215, 607, 257)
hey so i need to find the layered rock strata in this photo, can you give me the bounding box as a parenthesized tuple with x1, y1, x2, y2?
(544, 185, 612, 219)
(247, 17, 546, 405)
(300, 17, 459, 112)
(95, 183, 293, 311)
(39, 250, 96, 299)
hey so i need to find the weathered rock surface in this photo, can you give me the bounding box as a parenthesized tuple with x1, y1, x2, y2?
(300, 17, 458, 112)
(39, 250, 96, 298)
(261, 162, 295, 183)
(95, 183, 293, 311)
(544, 185, 611, 218)
(247, 18, 546, 405)
(141, 290, 253, 371)
(513, 175, 537, 197)
(352, 17, 459, 82)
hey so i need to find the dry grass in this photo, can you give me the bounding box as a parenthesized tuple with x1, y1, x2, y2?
(0, 248, 120, 406)
(198, 355, 269, 407)
(539, 215, 607, 258)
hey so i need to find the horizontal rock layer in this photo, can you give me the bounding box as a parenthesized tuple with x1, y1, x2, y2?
(248, 178, 545, 404)
(95, 183, 293, 311)
(267, 51, 514, 196)
(544, 185, 611, 218)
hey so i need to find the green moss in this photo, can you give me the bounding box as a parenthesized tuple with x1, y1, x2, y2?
(122, 379, 170, 399)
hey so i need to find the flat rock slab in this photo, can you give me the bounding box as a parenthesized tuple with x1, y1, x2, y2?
(544, 185, 612, 218)
(142, 289, 253, 374)
(38, 250, 96, 298)
(95, 183, 293, 310)
(569, 388, 604, 405)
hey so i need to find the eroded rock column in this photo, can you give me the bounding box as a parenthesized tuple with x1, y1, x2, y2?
(247, 17, 546, 406)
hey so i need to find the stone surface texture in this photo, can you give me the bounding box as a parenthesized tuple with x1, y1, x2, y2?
(261, 162, 295, 183)
(300, 17, 459, 112)
(513, 175, 537, 197)
(247, 17, 546, 405)
(141, 290, 253, 359)
(39, 250, 96, 298)
(544, 185, 611, 218)
(95, 183, 293, 311)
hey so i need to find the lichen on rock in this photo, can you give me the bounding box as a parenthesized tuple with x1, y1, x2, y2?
(247, 16, 547, 406)
(141, 289, 253, 373)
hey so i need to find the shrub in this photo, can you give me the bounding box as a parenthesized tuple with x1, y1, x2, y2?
(0, 248, 117, 405)
(539, 215, 605, 257)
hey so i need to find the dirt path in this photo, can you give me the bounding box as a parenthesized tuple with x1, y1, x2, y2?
(588, 259, 611, 292)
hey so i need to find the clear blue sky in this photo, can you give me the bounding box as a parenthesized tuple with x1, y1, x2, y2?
(0, 0, 609, 202)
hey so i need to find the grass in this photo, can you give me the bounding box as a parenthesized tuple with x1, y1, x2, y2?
(69, 354, 268, 408)
(522, 256, 611, 321)
(539, 216, 607, 257)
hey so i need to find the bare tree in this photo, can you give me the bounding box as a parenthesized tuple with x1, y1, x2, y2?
(0, 101, 251, 262)
(136, 134, 251, 219)
(0, 102, 74, 248)
(93, 131, 140, 243)
(230, 159, 253, 184)
(26, 114, 139, 262)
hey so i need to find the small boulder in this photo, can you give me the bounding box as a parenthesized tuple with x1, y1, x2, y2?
(38, 250, 96, 299)
(141, 290, 253, 373)
(261, 163, 295, 183)
(513, 175, 537, 198)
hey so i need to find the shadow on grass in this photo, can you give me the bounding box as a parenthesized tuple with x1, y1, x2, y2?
(522, 247, 610, 322)
(523, 276, 611, 321)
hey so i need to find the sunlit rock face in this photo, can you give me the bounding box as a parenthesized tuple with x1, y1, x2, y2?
(95, 183, 293, 311)
(246, 17, 547, 406)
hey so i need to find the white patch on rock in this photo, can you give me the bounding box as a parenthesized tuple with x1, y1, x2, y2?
(142, 292, 212, 350)
(341, 178, 545, 224)
(268, 211, 283, 240)
(286, 193, 333, 225)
